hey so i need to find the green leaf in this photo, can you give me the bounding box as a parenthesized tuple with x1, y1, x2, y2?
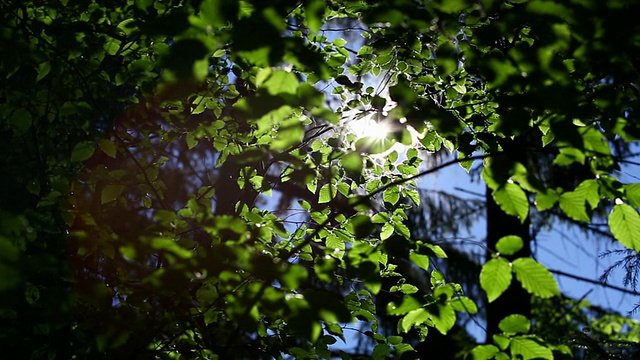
(424, 244, 447, 258)
(583, 127, 611, 156)
(428, 303, 456, 334)
(400, 308, 430, 333)
(332, 38, 347, 47)
(186, 132, 198, 149)
(553, 147, 585, 166)
(387, 295, 422, 316)
(36, 61, 51, 82)
(559, 190, 591, 222)
(71, 141, 95, 162)
(99, 139, 117, 158)
(281, 264, 308, 289)
(449, 296, 478, 314)
(575, 179, 601, 209)
(200, 0, 238, 27)
(405, 188, 420, 206)
(150, 237, 192, 258)
(383, 187, 400, 205)
(318, 183, 335, 204)
(0, 236, 19, 262)
(9, 108, 32, 135)
(101, 184, 124, 204)
(496, 236, 523, 256)
(325, 322, 346, 342)
(400, 284, 418, 294)
(263, 70, 298, 95)
(342, 152, 363, 174)
(625, 184, 640, 208)
(493, 183, 529, 222)
(373, 343, 391, 360)
(380, 223, 394, 241)
(493, 334, 511, 351)
(393, 222, 411, 239)
(439, 0, 469, 13)
(409, 252, 430, 271)
(25, 282, 40, 305)
(498, 314, 530, 334)
(271, 117, 304, 150)
(304, 0, 325, 33)
(326, 235, 345, 258)
(480, 258, 512, 302)
(471, 345, 499, 360)
(609, 203, 640, 251)
(535, 187, 559, 212)
(119, 245, 136, 261)
(512, 258, 559, 298)
(510, 338, 553, 360)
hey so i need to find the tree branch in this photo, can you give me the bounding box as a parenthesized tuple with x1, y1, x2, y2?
(550, 268, 640, 296)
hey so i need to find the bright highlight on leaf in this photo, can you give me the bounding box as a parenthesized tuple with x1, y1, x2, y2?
(409, 252, 430, 271)
(496, 236, 524, 256)
(493, 183, 529, 222)
(498, 314, 530, 334)
(480, 258, 512, 302)
(609, 203, 640, 251)
(512, 258, 559, 298)
(510, 337, 553, 360)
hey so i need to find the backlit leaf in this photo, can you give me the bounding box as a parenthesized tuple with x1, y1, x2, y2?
(512, 258, 559, 298)
(480, 258, 512, 302)
(496, 236, 523, 256)
(471, 345, 499, 360)
(493, 183, 529, 222)
(535, 188, 559, 211)
(609, 203, 640, 251)
(510, 337, 553, 360)
(342, 152, 363, 174)
(559, 190, 591, 222)
(383, 187, 400, 205)
(150, 237, 192, 258)
(387, 295, 422, 316)
(271, 117, 304, 150)
(625, 184, 640, 208)
(400, 308, 430, 333)
(318, 183, 335, 204)
(449, 296, 478, 314)
(499, 314, 530, 334)
(263, 70, 298, 95)
(304, 0, 325, 33)
(428, 304, 456, 334)
(409, 252, 430, 271)
(380, 223, 394, 241)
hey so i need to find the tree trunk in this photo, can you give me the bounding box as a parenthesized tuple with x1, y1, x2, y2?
(485, 138, 532, 342)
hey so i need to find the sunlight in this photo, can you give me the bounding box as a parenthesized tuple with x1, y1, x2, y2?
(347, 117, 392, 140)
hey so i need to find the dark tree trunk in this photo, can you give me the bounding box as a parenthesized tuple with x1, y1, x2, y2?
(485, 138, 532, 342)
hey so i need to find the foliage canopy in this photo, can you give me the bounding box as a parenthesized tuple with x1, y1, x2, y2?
(2, 0, 640, 359)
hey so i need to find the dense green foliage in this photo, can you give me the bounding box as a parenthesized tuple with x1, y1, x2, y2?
(2, 0, 640, 358)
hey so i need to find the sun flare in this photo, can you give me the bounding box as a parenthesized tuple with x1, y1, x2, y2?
(347, 118, 391, 140)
